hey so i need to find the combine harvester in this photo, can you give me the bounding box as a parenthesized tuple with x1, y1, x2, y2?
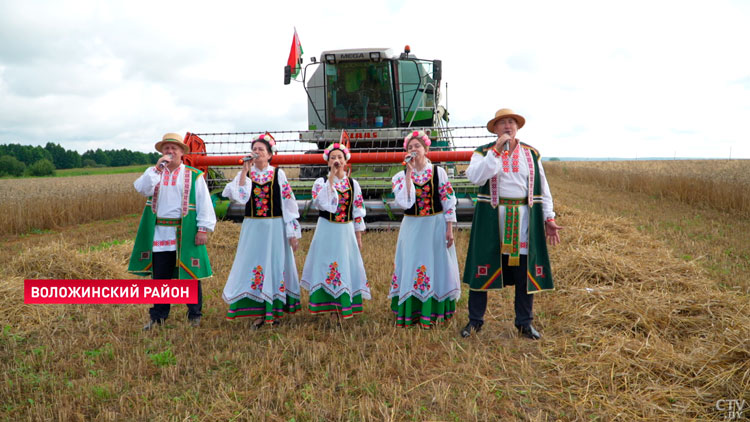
(180, 46, 496, 227)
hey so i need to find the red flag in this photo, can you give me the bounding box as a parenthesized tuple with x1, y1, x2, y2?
(339, 129, 351, 149)
(287, 28, 304, 79)
(340, 130, 352, 175)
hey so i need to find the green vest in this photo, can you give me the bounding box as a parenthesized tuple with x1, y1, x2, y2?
(128, 166, 213, 279)
(462, 142, 554, 293)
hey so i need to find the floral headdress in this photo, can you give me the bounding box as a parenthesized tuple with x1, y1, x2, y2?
(403, 130, 432, 150)
(252, 132, 277, 154)
(323, 142, 351, 161)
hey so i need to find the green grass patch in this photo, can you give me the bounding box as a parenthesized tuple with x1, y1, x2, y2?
(80, 239, 127, 253)
(56, 165, 150, 177)
(148, 349, 177, 367)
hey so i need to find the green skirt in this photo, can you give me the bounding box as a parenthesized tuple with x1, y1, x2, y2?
(225, 296, 301, 322)
(308, 289, 363, 319)
(391, 296, 456, 328)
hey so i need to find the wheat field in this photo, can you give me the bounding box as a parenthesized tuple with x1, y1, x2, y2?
(0, 174, 144, 237)
(544, 159, 750, 217)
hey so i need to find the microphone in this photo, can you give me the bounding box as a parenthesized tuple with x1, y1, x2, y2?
(158, 154, 173, 169)
(502, 133, 511, 156)
(239, 153, 259, 163)
(402, 152, 417, 165)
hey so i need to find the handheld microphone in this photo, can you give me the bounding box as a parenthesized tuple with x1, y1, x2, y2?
(502, 133, 511, 155)
(239, 153, 259, 163)
(402, 152, 417, 165)
(503, 132, 510, 154)
(158, 154, 173, 169)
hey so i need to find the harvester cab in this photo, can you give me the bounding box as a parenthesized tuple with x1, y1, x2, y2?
(286, 46, 451, 187)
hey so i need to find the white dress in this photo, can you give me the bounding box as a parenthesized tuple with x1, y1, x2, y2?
(300, 175, 370, 317)
(221, 165, 302, 321)
(388, 161, 460, 327)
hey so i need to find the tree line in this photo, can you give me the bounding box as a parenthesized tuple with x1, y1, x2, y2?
(0, 143, 160, 177)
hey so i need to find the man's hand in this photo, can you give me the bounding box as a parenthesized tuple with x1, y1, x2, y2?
(545, 220, 562, 246)
(494, 134, 512, 153)
(155, 154, 172, 171)
(195, 231, 208, 246)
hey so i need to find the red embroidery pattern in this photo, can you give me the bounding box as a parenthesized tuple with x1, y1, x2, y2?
(153, 239, 177, 247)
(411, 168, 433, 185)
(251, 169, 274, 184)
(415, 184, 432, 216)
(312, 183, 323, 199)
(332, 178, 350, 192)
(524, 147, 535, 207)
(250, 265, 264, 290)
(413, 265, 431, 293)
(252, 185, 271, 216)
(490, 175, 499, 208)
(334, 190, 351, 222)
(325, 262, 342, 288)
(390, 273, 399, 290)
(162, 169, 179, 186)
(281, 182, 293, 200)
(392, 176, 404, 191)
(438, 181, 454, 202)
(182, 168, 191, 217)
(152, 181, 160, 214)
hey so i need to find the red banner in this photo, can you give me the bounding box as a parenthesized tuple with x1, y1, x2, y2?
(24, 279, 199, 304)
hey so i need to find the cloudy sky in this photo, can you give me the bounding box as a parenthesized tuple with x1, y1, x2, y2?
(1, 0, 749, 159)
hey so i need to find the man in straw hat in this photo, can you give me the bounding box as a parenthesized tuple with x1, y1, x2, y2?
(461, 109, 562, 340)
(129, 133, 216, 330)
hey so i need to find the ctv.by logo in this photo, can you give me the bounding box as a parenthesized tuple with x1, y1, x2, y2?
(716, 399, 747, 420)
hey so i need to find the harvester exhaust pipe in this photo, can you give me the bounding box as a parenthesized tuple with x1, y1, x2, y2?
(283, 65, 291, 85)
(433, 60, 442, 83)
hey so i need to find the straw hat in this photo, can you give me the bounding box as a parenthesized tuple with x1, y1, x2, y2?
(486, 108, 525, 133)
(154, 133, 189, 153)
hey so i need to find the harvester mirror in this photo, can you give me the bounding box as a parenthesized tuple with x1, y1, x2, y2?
(433, 60, 442, 83)
(284, 65, 291, 85)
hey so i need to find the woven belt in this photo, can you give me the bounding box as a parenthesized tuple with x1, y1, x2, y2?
(156, 217, 181, 226)
(498, 197, 527, 266)
(476, 195, 528, 206)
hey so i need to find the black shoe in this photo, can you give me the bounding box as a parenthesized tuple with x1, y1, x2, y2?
(460, 321, 482, 338)
(142, 319, 164, 331)
(189, 317, 201, 328)
(517, 325, 541, 340)
(250, 319, 265, 330)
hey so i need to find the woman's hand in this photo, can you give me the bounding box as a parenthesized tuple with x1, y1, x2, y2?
(445, 222, 454, 248)
(289, 237, 299, 252)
